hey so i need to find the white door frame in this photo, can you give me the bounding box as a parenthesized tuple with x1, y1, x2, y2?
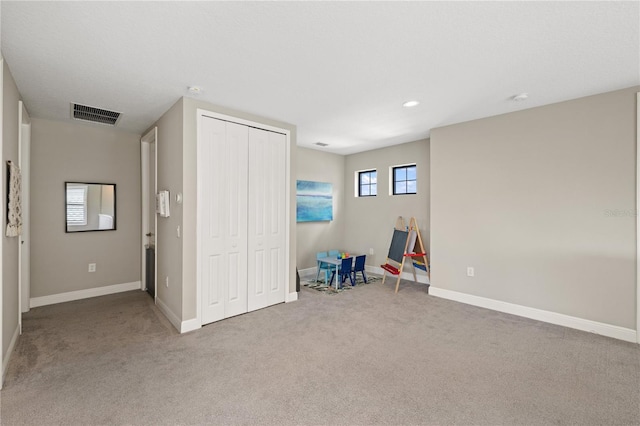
(17, 101, 31, 332)
(141, 127, 158, 301)
(0, 57, 4, 386)
(196, 108, 292, 328)
(636, 92, 639, 343)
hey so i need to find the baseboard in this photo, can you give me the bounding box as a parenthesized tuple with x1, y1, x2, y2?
(366, 265, 430, 285)
(298, 267, 316, 279)
(429, 286, 638, 343)
(180, 318, 201, 333)
(156, 297, 181, 332)
(155, 299, 201, 334)
(2, 324, 20, 388)
(30, 281, 142, 308)
(286, 291, 298, 302)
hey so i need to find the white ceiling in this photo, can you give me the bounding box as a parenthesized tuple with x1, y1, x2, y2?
(2, 1, 638, 155)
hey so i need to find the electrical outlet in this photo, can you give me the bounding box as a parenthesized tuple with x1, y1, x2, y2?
(165, 276, 169, 288)
(88, 263, 96, 273)
(466, 267, 474, 277)
(369, 248, 374, 255)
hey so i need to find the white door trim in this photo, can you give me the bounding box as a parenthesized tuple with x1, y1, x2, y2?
(141, 141, 148, 291)
(196, 108, 291, 328)
(141, 127, 158, 301)
(636, 92, 639, 343)
(17, 101, 31, 333)
(0, 57, 5, 387)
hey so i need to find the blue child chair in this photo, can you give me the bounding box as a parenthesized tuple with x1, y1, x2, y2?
(353, 255, 367, 283)
(316, 251, 330, 283)
(329, 257, 355, 288)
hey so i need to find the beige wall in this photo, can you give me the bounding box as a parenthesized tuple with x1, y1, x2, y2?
(149, 98, 184, 320)
(343, 139, 430, 269)
(2, 61, 21, 361)
(30, 118, 141, 298)
(295, 147, 346, 270)
(430, 86, 639, 329)
(295, 140, 431, 273)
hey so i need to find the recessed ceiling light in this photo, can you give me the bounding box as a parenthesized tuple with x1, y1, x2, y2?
(402, 100, 420, 108)
(314, 142, 329, 147)
(188, 86, 203, 95)
(511, 93, 529, 102)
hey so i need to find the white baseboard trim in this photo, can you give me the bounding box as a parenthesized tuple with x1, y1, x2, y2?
(30, 281, 142, 308)
(298, 267, 316, 279)
(156, 297, 181, 332)
(2, 324, 20, 388)
(286, 292, 298, 302)
(429, 286, 638, 343)
(180, 318, 201, 333)
(366, 265, 430, 285)
(156, 298, 201, 334)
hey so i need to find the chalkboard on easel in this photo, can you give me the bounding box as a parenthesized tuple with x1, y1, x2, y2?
(388, 229, 408, 263)
(381, 216, 430, 294)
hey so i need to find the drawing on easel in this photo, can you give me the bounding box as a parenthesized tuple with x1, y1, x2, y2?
(296, 180, 333, 222)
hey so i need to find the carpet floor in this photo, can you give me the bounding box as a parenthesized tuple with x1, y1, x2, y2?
(1, 279, 639, 425)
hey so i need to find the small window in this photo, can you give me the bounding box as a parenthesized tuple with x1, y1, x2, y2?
(393, 165, 417, 195)
(66, 185, 88, 226)
(358, 170, 377, 197)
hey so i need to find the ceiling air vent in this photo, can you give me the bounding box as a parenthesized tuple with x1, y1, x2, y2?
(71, 103, 122, 126)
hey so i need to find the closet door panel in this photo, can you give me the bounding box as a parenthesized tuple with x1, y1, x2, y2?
(202, 253, 223, 324)
(270, 247, 281, 293)
(248, 128, 286, 311)
(254, 248, 266, 291)
(222, 121, 249, 319)
(200, 117, 248, 324)
(200, 116, 226, 324)
(266, 131, 286, 307)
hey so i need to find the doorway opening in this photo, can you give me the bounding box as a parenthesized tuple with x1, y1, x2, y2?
(141, 128, 157, 301)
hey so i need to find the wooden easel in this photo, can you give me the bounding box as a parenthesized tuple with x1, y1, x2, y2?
(381, 216, 430, 293)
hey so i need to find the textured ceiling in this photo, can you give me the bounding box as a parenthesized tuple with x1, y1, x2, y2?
(2, 1, 639, 155)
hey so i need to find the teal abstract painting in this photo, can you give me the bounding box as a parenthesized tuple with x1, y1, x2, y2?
(296, 180, 333, 222)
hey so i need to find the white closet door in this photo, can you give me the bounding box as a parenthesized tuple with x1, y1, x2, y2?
(248, 128, 286, 311)
(201, 117, 249, 324)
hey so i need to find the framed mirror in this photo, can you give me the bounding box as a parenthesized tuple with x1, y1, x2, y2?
(65, 182, 116, 232)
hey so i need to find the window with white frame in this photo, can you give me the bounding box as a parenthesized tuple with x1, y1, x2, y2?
(357, 169, 377, 197)
(66, 185, 88, 226)
(392, 164, 417, 195)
